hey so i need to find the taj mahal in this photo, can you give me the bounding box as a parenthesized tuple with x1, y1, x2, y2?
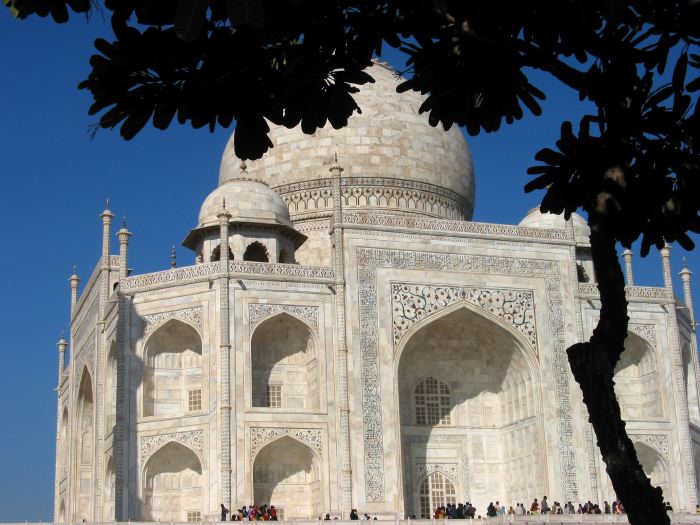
(53, 63, 700, 521)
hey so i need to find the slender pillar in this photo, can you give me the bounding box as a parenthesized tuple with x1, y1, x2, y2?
(622, 249, 634, 286)
(217, 198, 233, 509)
(330, 154, 353, 514)
(69, 267, 80, 317)
(54, 332, 68, 522)
(661, 245, 698, 508)
(680, 259, 696, 329)
(95, 200, 114, 520)
(117, 220, 132, 280)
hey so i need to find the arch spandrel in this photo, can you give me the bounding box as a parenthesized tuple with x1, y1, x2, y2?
(391, 283, 538, 355)
(250, 427, 323, 462)
(248, 303, 319, 335)
(139, 430, 206, 468)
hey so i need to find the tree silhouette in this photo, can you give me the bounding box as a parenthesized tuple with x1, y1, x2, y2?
(6, 1, 700, 523)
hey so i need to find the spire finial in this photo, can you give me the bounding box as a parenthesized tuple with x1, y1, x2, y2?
(105, 197, 110, 210)
(334, 151, 338, 163)
(222, 197, 227, 210)
(683, 257, 688, 269)
(72, 264, 77, 275)
(171, 245, 177, 269)
(122, 215, 127, 228)
(240, 160, 247, 173)
(60, 329, 65, 340)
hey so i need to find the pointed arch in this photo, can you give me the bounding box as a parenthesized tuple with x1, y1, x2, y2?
(104, 456, 115, 521)
(244, 241, 269, 262)
(143, 319, 203, 417)
(615, 331, 664, 419)
(418, 471, 457, 518)
(77, 367, 94, 520)
(633, 441, 670, 499)
(396, 306, 544, 516)
(251, 312, 319, 409)
(143, 441, 203, 521)
(253, 436, 321, 519)
(211, 243, 234, 262)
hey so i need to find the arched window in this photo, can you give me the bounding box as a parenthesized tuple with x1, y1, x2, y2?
(615, 332, 663, 419)
(244, 242, 269, 262)
(211, 244, 234, 262)
(419, 472, 456, 518)
(415, 377, 451, 425)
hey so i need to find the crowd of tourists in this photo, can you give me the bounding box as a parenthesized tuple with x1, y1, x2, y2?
(429, 496, 675, 519)
(220, 503, 279, 521)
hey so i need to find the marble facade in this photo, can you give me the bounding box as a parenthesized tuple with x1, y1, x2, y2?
(54, 63, 700, 522)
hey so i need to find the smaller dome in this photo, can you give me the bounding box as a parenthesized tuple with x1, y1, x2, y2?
(197, 179, 292, 229)
(519, 208, 590, 244)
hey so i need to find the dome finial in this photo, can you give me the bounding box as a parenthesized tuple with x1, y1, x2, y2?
(170, 245, 177, 268)
(105, 197, 110, 210)
(240, 160, 247, 173)
(122, 215, 127, 228)
(222, 197, 227, 210)
(72, 264, 77, 276)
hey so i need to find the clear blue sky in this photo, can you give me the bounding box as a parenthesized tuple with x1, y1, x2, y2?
(1, 10, 698, 523)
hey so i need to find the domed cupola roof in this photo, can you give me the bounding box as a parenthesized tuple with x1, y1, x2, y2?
(196, 178, 293, 229)
(183, 166, 305, 250)
(518, 208, 591, 245)
(218, 61, 475, 222)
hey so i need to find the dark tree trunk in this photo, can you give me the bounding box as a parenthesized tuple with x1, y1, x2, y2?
(567, 176, 669, 525)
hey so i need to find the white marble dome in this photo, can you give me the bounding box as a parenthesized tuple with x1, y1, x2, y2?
(197, 179, 293, 229)
(519, 207, 591, 244)
(219, 62, 475, 221)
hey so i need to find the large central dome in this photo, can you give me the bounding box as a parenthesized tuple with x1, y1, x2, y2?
(218, 62, 475, 266)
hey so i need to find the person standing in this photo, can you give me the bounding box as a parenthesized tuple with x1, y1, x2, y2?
(540, 496, 550, 514)
(221, 504, 230, 522)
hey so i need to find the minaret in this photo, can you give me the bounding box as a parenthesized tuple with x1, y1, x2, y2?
(680, 258, 696, 329)
(57, 331, 67, 380)
(217, 195, 233, 509)
(622, 249, 634, 286)
(69, 266, 80, 316)
(101, 199, 115, 264)
(660, 244, 698, 507)
(330, 153, 353, 513)
(117, 218, 132, 280)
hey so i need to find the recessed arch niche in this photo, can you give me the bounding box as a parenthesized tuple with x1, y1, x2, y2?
(142, 441, 203, 521)
(253, 436, 321, 519)
(77, 368, 94, 520)
(143, 320, 203, 417)
(104, 456, 115, 521)
(614, 332, 663, 419)
(634, 441, 670, 501)
(397, 306, 543, 516)
(251, 313, 319, 410)
(59, 407, 69, 480)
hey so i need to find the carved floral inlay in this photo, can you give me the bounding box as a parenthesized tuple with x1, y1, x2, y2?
(392, 284, 536, 349)
(250, 427, 323, 460)
(629, 323, 657, 345)
(630, 433, 670, 460)
(142, 307, 203, 338)
(140, 430, 205, 466)
(416, 463, 459, 481)
(248, 304, 319, 333)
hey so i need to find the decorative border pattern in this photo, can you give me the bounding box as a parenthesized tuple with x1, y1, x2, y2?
(416, 463, 459, 481)
(630, 433, 670, 460)
(578, 283, 672, 301)
(392, 284, 536, 349)
(248, 304, 319, 333)
(249, 427, 323, 460)
(122, 262, 335, 290)
(346, 213, 573, 241)
(139, 430, 205, 466)
(142, 306, 203, 338)
(629, 323, 657, 346)
(358, 248, 576, 503)
(275, 176, 469, 221)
